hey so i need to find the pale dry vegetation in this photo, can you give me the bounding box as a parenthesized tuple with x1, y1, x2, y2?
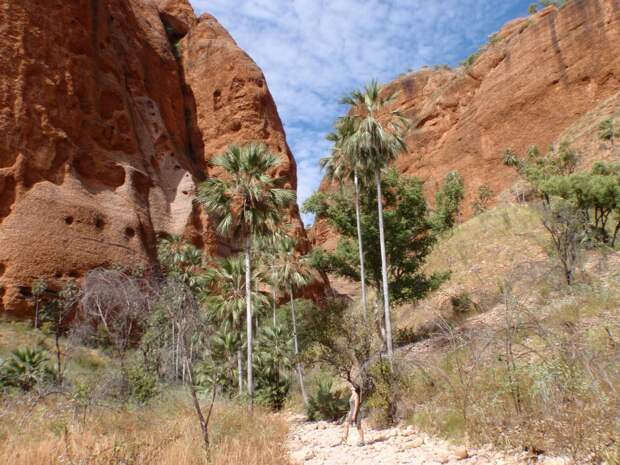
(394, 205, 547, 338)
(0, 392, 290, 465)
(390, 205, 620, 463)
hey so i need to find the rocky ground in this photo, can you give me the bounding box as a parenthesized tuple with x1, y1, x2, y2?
(286, 414, 570, 465)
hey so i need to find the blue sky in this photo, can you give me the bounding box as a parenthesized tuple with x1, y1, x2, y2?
(190, 0, 533, 225)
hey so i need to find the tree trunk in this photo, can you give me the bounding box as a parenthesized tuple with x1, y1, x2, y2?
(55, 328, 63, 386)
(237, 349, 243, 397)
(375, 170, 393, 362)
(354, 169, 369, 321)
(290, 285, 308, 406)
(183, 352, 210, 451)
(272, 286, 277, 327)
(244, 243, 254, 414)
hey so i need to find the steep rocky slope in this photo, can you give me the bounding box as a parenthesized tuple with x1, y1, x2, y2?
(0, 0, 305, 315)
(313, 0, 620, 248)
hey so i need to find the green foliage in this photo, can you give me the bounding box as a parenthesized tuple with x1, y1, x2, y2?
(157, 236, 207, 292)
(473, 184, 494, 215)
(0, 346, 54, 391)
(302, 191, 329, 219)
(599, 117, 620, 146)
(206, 255, 270, 330)
(431, 171, 465, 233)
(127, 363, 158, 403)
(366, 359, 403, 427)
(304, 169, 444, 305)
(196, 143, 296, 243)
(306, 378, 349, 421)
(539, 162, 620, 246)
(529, 0, 568, 14)
(461, 49, 482, 68)
(253, 325, 293, 410)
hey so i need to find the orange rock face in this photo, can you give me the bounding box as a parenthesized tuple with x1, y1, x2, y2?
(0, 0, 306, 315)
(313, 0, 620, 248)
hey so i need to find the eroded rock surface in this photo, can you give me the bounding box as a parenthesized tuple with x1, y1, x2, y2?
(312, 0, 620, 248)
(0, 0, 306, 315)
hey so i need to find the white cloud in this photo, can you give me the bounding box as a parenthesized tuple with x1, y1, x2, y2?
(190, 0, 531, 225)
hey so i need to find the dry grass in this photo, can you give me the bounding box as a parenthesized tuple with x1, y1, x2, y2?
(402, 276, 620, 462)
(0, 393, 291, 465)
(395, 205, 547, 334)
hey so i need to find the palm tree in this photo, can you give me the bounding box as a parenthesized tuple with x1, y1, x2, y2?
(343, 80, 409, 361)
(196, 143, 296, 413)
(321, 117, 370, 320)
(269, 234, 313, 406)
(206, 256, 269, 397)
(157, 235, 206, 292)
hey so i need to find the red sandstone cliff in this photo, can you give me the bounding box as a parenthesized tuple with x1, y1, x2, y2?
(0, 0, 306, 315)
(313, 0, 620, 249)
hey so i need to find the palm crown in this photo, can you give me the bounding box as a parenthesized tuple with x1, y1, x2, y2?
(342, 80, 409, 173)
(196, 143, 296, 244)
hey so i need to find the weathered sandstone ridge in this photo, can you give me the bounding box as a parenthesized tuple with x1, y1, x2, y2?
(0, 0, 305, 315)
(313, 0, 620, 248)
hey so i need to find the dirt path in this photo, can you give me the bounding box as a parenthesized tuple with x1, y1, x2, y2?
(286, 414, 541, 465)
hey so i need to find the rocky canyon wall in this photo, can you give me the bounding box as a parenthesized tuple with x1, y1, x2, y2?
(313, 0, 620, 248)
(0, 0, 306, 315)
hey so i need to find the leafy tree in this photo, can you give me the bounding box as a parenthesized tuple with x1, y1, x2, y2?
(539, 199, 587, 285)
(473, 184, 494, 215)
(304, 169, 444, 309)
(196, 143, 295, 413)
(540, 162, 620, 245)
(599, 117, 620, 156)
(342, 80, 410, 360)
(321, 117, 371, 319)
(503, 142, 579, 203)
(431, 171, 465, 232)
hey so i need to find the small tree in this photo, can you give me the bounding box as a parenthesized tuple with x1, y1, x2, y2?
(31, 277, 47, 330)
(432, 171, 465, 232)
(473, 184, 494, 215)
(599, 117, 620, 157)
(153, 278, 215, 451)
(304, 169, 444, 308)
(79, 269, 150, 395)
(40, 280, 79, 386)
(539, 199, 587, 285)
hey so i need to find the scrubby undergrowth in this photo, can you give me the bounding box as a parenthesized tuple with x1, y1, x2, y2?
(391, 205, 620, 463)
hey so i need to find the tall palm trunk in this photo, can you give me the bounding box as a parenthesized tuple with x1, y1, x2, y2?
(272, 286, 277, 326)
(237, 349, 243, 397)
(290, 285, 308, 406)
(375, 170, 393, 361)
(244, 241, 254, 414)
(354, 169, 369, 320)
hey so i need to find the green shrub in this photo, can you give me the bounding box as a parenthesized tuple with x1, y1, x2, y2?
(306, 379, 349, 421)
(127, 363, 158, 404)
(0, 346, 55, 391)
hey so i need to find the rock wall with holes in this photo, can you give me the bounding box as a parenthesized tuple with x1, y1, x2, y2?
(312, 0, 620, 249)
(0, 0, 306, 316)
